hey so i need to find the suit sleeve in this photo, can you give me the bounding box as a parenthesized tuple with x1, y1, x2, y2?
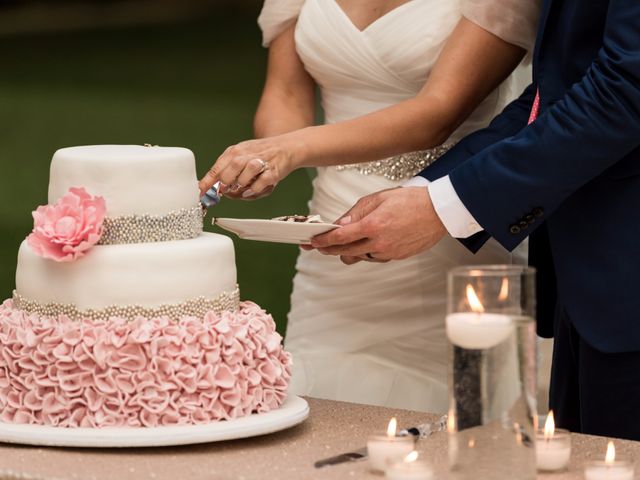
(447, 0, 640, 251)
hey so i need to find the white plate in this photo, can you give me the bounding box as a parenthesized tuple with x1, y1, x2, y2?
(0, 396, 309, 448)
(214, 218, 340, 244)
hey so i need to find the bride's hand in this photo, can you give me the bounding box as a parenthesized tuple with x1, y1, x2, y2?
(199, 135, 302, 200)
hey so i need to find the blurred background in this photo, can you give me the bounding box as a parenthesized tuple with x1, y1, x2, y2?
(0, 0, 313, 334)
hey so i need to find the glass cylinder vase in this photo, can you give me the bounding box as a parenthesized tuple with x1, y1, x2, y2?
(447, 265, 537, 480)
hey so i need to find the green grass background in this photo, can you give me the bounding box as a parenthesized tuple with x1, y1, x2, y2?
(0, 5, 313, 334)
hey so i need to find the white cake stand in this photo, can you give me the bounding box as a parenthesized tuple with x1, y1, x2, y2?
(0, 396, 309, 448)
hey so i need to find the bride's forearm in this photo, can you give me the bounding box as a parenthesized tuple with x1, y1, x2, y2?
(254, 107, 312, 139)
(290, 95, 454, 168)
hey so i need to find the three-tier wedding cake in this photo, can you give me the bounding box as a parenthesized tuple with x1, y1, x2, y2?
(0, 145, 291, 428)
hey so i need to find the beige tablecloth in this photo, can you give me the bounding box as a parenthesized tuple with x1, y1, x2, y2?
(0, 398, 636, 480)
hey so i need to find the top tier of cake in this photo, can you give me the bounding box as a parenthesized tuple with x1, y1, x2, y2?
(49, 145, 200, 217)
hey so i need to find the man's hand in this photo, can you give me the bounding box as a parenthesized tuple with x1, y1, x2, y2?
(311, 187, 447, 265)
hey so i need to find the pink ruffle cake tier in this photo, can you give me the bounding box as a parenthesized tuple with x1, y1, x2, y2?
(0, 300, 292, 428)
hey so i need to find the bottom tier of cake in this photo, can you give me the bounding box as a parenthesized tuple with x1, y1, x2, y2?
(0, 300, 291, 428)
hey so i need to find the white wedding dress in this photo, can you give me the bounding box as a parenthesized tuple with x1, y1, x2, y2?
(259, 0, 540, 413)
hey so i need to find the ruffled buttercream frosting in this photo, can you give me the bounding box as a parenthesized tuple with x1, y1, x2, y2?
(0, 300, 291, 428)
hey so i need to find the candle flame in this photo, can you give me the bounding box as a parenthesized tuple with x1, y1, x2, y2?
(605, 441, 616, 464)
(544, 410, 555, 439)
(404, 451, 419, 464)
(447, 410, 456, 433)
(498, 278, 509, 301)
(466, 285, 485, 313)
(387, 417, 397, 437)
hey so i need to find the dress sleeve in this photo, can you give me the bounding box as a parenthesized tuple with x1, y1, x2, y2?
(257, 0, 306, 47)
(461, 0, 541, 52)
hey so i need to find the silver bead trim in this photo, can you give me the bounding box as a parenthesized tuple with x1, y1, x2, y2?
(334, 143, 455, 181)
(98, 205, 204, 245)
(12, 286, 240, 322)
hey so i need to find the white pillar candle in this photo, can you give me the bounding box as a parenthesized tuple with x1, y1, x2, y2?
(368, 418, 416, 472)
(386, 451, 434, 480)
(585, 442, 634, 480)
(536, 411, 571, 471)
(446, 312, 513, 349)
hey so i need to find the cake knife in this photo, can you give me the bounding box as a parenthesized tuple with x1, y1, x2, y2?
(313, 415, 448, 469)
(200, 181, 223, 208)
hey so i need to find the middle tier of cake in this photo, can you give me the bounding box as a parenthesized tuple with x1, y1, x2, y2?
(15, 233, 237, 316)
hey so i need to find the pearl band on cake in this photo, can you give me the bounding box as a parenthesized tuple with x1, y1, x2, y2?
(98, 205, 204, 246)
(11, 286, 240, 322)
(334, 143, 454, 181)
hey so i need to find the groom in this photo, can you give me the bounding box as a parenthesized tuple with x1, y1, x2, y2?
(312, 0, 640, 440)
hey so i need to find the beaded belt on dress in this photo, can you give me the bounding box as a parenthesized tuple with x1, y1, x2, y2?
(334, 143, 455, 181)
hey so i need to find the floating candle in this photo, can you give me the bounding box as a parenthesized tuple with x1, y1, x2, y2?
(446, 285, 514, 349)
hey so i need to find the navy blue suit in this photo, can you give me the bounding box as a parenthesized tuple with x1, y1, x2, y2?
(420, 0, 640, 439)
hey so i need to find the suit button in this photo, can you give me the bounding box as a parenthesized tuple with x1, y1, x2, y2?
(532, 207, 544, 217)
(525, 214, 535, 224)
(519, 220, 529, 229)
(510, 225, 521, 234)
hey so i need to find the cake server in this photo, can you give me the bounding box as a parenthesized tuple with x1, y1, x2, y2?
(200, 181, 223, 208)
(313, 415, 448, 469)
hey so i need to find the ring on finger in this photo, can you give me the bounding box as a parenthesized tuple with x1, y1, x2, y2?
(255, 158, 267, 174)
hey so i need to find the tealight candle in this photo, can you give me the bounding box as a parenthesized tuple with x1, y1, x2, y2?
(536, 411, 571, 471)
(585, 442, 634, 480)
(386, 451, 434, 480)
(446, 285, 514, 349)
(368, 418, 416, 472)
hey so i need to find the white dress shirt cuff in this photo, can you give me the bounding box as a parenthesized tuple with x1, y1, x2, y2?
(427, 176, 484, 238)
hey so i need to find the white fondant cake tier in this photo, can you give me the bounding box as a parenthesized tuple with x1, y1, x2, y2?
(48, 145, 200, 216)
(16, 233, 236, 311)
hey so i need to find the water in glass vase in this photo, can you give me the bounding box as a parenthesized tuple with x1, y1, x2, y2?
(448, 315, 537, 480)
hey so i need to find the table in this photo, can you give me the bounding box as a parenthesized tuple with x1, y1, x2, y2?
(0, 398, 636, 480)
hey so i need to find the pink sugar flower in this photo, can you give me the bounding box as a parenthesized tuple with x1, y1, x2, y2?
(27, 187, 106, 262)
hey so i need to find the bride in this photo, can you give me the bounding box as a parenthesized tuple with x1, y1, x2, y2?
(201, 0, 540, 412)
